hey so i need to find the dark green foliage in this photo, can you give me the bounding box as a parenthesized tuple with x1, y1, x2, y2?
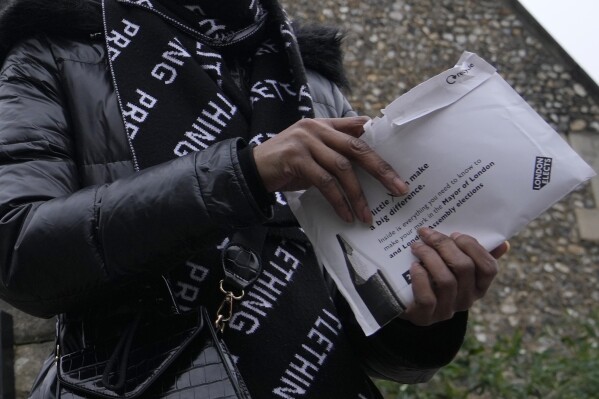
(376, 312, 599, 399)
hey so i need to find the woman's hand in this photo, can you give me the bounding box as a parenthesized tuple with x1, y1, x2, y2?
(401, 227, 509, 326)
(252, 117, 409, 224)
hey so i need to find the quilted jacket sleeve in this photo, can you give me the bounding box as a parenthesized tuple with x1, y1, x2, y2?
(0, 37, 270, 318)
(335, 294, 467, 383)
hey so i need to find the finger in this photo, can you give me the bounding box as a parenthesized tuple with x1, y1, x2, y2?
(321, 116, 371, 138)
(403, 262, 436, 326)
(489, 240, 510, 259)
(410, 237, 457, 320)
(252, 119, 374, 223)
(297, 158, 355, 223)
(303, 125, 374, 224)
(450, 233, 498, 298)
(308, 143, 371, 224)
(313, 124, 409, 197)
(275, 119, 369, 223)
(419, 228, 476, 311)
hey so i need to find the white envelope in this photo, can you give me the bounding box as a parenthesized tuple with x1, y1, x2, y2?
(287, 52, 596, 335)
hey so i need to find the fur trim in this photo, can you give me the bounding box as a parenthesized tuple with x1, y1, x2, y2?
(295, 23, 350, 91)
(0, 0, 102, 60)
(0, 0, 349, 90)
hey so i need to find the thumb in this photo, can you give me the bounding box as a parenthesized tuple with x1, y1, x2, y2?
(490, 241, 510, 259)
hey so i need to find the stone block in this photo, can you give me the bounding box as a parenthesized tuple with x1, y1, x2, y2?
(14, 341, 54, 399)
(575, 208, 599, 241)
(569, 132, 599, 204)
(0, 301, 55, 344)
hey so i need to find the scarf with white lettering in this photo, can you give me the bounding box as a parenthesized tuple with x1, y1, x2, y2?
(103, 0, 382, 397)
(103, 0, 313, 169)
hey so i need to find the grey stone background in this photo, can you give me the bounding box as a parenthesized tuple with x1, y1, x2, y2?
(2, 0, 598, 397)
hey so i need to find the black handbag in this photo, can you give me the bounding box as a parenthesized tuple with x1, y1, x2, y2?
(29, 228, 266, 399)
(55, 306, 251, 399)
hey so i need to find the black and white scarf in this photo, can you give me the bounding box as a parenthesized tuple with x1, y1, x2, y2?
(102, 0, 313, 169)
(102, 1, 381, 397)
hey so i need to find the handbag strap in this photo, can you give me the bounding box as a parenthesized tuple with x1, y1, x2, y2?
(215, 225, 268, 332)
(101, 312, 142, 392)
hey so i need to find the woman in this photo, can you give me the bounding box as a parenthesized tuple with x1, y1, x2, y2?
(0, 0, 506, 397)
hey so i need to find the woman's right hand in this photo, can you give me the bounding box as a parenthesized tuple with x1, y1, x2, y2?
(252, 117, 410, 224)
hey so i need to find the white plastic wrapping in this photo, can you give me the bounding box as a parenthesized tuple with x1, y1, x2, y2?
(287, 52, 596, 335)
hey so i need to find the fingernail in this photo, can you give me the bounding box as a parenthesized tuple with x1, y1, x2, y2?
(418, 227, 433, 238)
(450, 232, 462, 240)
(362, 205, 372, 225)
(394, 177, 410, 196)
(411, 241, 423, 250)
(504, 240, 511, 253)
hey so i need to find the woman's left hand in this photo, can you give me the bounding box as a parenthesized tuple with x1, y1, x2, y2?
(400, 227, 509, 326)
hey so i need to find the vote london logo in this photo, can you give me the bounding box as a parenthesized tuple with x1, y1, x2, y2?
(532, 156, 553, 190)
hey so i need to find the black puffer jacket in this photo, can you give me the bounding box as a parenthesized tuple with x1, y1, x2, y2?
(0, 2, 356, 317)
(0, 32, 274, 317)
(0, 0, 468, 393)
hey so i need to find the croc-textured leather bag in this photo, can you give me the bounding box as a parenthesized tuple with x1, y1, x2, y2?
(56, 307, 250, 399)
